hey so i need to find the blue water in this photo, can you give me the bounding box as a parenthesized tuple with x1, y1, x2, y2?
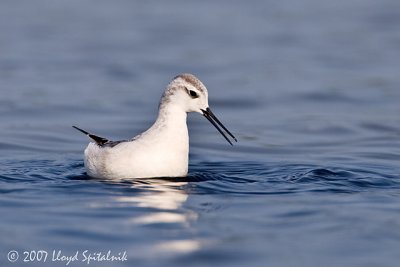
(1, 1, 400, 266)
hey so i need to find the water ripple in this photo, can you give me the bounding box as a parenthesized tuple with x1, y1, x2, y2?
(184, 161, 400, 195)
(1, 159, 398, 196)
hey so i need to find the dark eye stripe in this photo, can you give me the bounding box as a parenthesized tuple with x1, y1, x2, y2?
(185, 87, 199, 98)
(189, 90, 198, 98)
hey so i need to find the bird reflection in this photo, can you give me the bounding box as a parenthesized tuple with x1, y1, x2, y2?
(113, 178, 197, 226)
(76, 176, 211, 256)
(112, 178, 205, 255)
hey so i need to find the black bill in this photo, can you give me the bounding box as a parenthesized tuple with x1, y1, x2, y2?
(201, 107, 237, 146)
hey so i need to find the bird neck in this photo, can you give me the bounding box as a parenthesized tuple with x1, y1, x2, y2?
(151, 104, 188, 138)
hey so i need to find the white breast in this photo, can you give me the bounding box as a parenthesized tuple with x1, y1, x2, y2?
(83, 108, 189, 179)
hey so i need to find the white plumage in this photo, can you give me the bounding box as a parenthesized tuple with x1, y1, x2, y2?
(74, 73, 236, 179)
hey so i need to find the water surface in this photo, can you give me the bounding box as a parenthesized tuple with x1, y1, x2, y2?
(0, 1, 400, 267)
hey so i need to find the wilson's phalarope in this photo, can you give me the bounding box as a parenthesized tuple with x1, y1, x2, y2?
(73, 73, 237, 179)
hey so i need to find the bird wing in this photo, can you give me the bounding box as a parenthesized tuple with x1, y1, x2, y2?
(72, 126, 110, 146)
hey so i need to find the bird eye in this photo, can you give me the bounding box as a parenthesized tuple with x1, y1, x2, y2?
(187, 88, 199, 99)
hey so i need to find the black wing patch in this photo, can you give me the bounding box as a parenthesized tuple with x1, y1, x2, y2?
(72, 126, 110, 146)
(102, 140, 127, 147)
